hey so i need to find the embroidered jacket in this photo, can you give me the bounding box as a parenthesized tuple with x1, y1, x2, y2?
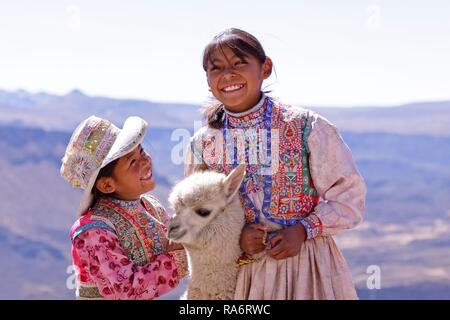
(186, 95, 366, 239)
(69, 194, 188, 299)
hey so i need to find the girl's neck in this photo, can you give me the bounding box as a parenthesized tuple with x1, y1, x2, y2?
(110, 190, 141, 202)
(224, 93, 266, 117)
(104, 195, 141, 205)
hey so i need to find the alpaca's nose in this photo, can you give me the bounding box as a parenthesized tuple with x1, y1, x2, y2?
(168, 224, 178, 233)
(167, 223, 179, 238)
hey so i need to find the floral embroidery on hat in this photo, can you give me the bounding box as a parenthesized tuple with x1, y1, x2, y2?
(60, 117, 119, 190)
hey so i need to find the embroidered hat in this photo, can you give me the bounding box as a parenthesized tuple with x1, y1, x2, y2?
(60, 115, 147, 214)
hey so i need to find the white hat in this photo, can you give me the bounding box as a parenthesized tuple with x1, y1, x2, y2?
(60, 115, 148, 214)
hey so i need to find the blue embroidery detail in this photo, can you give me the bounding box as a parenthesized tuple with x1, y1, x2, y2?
(72, 220, 116, 241)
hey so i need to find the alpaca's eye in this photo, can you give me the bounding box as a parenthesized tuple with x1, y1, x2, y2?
(195, 208, 211, 217)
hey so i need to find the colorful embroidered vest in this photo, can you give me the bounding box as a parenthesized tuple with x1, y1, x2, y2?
(70, 195, 168, 299)
(192, 98, 320, 225)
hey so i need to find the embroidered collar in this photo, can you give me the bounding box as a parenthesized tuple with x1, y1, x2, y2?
(224, 94, 267, 128)
(99, 196, 144, 215)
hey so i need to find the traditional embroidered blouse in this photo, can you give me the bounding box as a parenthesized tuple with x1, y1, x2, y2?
(185, 95, 366, 239)
(70, 194, 188, 300)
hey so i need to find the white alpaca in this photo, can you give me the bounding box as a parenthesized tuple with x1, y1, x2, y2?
(167, 165, 246, 300)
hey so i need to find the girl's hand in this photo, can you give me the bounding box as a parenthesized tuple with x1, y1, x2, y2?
(239, 223, 267, 255)
(266, 224, 307, 260)
(167, 241, 184, 251)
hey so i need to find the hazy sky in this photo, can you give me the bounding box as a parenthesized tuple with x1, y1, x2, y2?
(1, 0, 449, 107)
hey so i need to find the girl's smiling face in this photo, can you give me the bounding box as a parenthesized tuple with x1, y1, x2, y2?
(96, 144, 155, 200)
(206, 46, 272, 113)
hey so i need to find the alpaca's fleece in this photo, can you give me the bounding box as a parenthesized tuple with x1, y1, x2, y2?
(168, 168, 246, 300)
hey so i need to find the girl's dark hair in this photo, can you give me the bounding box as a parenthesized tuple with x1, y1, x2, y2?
(202, 28, 268, 129)
(90, 158, 119, 207)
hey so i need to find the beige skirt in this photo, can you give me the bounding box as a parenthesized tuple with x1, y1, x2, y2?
(234, 236, 358, 300)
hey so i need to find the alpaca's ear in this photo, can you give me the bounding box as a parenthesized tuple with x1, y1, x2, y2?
(223, 164, 246, 201)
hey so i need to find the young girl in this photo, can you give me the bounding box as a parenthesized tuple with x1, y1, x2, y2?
(61, 115, 188, 299)
(185, 28, 366, 299)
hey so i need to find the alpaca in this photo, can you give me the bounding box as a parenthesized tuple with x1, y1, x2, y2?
(167, 165, 246, 300)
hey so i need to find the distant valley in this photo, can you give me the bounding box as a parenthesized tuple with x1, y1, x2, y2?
(1, 89, 449, 299)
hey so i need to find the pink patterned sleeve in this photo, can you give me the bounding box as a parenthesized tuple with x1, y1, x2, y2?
(304, 114, 366, 238)
(73, 228, 180, 300)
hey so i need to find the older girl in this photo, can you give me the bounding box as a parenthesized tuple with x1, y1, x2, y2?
(186, 28, 366, 299)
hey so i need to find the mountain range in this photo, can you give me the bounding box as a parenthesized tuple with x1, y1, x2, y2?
(0, 88, 449, 299)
